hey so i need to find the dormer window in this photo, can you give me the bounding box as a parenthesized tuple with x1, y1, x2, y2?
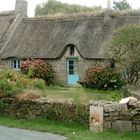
(70, 46, 75, 56)
(12, 59, 20, 70)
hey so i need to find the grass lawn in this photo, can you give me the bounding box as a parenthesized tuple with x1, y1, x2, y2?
(43, 86, 123, 103)
(0, 117, 139, 140)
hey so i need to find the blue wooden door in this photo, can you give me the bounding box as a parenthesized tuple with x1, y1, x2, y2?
(67, 59, 79, 85)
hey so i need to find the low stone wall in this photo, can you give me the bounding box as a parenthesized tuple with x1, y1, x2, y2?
(0, 97, 89, 126)
(0, 96, 140, 132)
(90, 98, 140, 132)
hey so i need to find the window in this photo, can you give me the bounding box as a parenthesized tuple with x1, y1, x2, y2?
(69, 60, 74, 74)
(68, 59, 78, 75)
(110, 62, 115, 69)
(69, 46, 75, 56)
(122, 67, 129, 79)
(12, 59, 20, 70)
(110, 60, 115, 69)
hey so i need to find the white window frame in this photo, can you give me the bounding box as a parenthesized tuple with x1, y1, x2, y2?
(12, 59, 20, 70)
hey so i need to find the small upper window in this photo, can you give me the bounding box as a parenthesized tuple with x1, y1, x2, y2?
(69, 46, 75, 56)
(12, 59, 20, 70)
(110, 62, 115, 69)
(110, 60, 115, 69)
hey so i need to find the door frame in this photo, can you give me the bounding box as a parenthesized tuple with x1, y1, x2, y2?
(67, 58, 79, 85)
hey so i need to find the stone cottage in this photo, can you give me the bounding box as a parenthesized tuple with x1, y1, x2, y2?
(0, 0, 140, 85)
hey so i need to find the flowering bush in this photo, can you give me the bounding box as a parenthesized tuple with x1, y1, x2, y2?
(0, 69, 46, 97)
(20, 59, 54, 85)
(82, 65, 125, 90)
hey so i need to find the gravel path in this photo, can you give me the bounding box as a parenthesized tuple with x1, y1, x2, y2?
(0, 125, 66, 140)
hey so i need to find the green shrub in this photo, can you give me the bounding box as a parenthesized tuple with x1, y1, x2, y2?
(0, 69, 25, 97)
(44, 102, 89, 126)
(0, 100, 6, 113)
(20, 59, 54, 85)
(82, 65, 125, 90)
(29, 78, 46, 90)
(0, 69, 46, 97)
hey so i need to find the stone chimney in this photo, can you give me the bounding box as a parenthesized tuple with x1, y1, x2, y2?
(15, 0, 28, 17)
(107, 0, 111, 9)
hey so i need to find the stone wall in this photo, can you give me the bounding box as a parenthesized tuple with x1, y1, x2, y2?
(90, 98, 140, 132)
(48, 58, 107, 85)
(45, 59, 67, 85)
(0, 97, 89, 126)
(1, 57, 106, 86)
(0, 59, 12, 68)
(0, 96, 140, 132)
(0, 59, 24, 69)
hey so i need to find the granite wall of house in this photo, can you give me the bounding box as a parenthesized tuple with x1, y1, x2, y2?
(0, 45, 107, 86)
(0, 59, 12, 68)
(0, 57, 107, 85)
(0, 47, 107, 85)
(46, 47, 108, 85)
(46, 58, 107, 85)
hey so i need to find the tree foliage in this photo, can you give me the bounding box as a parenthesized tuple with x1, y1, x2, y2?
(106, 24, 140, 85)
(35, 0, 102, 16)
(113, 0, 131, 10)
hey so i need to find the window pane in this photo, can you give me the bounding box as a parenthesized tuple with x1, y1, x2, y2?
(70, 46, 75, 56)
(69, 65, 73, 70)
(69, 70, 74, 75)
(14, 60, 17, 68)
(68, 59, 79, 75)
(69, 60, 73, 65)
(18, 60, 20, 68)
(12, 59, 20, 69)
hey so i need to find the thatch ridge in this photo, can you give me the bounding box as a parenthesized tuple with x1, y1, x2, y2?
(28, 10, 140, 21)
(0, 11, 15, 16)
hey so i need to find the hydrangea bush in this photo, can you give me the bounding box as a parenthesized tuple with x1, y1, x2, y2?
(82, 65, 125, 90)
(20, 59, 54, 85)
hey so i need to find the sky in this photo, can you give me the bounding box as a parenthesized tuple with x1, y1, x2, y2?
(0, 0, 140, 17)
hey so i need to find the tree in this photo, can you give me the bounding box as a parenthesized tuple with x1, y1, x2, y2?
(106, 24, 140, 85)
(35, 0, 102, 16)
(113, 0, 131, 10)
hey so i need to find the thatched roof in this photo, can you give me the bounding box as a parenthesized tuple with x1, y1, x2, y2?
(1, 11, 140, 59)
(0, 11, 16, 43)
